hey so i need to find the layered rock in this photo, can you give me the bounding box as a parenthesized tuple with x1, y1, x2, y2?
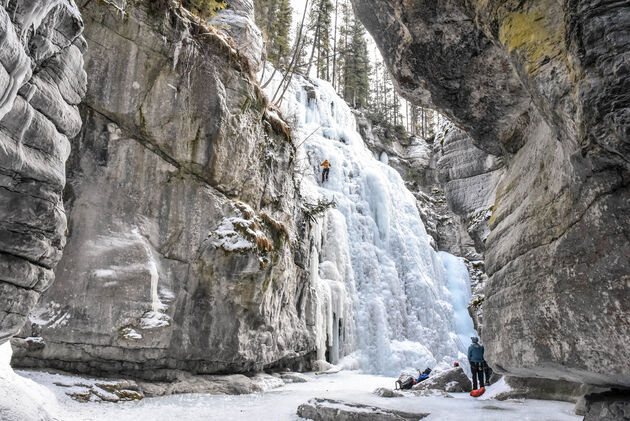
(495, 376, 606, 403)
(353, 0, 630, 389)
(0, 1, 86, 343)
(12, 0, 318, 380)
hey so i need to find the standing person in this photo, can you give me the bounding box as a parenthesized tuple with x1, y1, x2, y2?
(468, 336, 485, 390)
(320, 159, 331, 183)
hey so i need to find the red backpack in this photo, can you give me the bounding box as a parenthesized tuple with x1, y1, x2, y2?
(470, 387, 486, 397)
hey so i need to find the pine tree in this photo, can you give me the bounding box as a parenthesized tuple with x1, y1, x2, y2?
(331, 0, 339, 89)
(335, 0, 351, 93)
(254, 0, 292, 67)
(342, 17, 370, 108)
(274, 0, 292, 65)
(368, 58, 388, 123)
(305, 0, 333, 80)
(410, 105, 419, 136)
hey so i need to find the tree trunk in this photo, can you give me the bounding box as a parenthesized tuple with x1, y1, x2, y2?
(332, 0, 338, 88)
(306, 14, 321, 79)
(270, 0, 309, 102)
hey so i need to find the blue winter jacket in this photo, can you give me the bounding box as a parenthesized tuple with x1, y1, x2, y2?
(468, 343, 485, 363)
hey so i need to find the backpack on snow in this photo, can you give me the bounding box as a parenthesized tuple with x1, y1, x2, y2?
(395, 374, 416, 390)
(470, 387, 486, 397)
(417, 373, 430, 383)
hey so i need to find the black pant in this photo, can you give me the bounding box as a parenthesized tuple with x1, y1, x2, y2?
(471, 362, 485, 390)
(322, 168, 329, 182)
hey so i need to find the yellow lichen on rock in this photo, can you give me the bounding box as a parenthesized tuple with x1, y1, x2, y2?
(498, 10, 563, 75)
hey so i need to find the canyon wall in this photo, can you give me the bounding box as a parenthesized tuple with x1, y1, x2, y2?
(12, 0, 320, 380)
(353, 0, 630, 388)
(0, 0, 86, 344)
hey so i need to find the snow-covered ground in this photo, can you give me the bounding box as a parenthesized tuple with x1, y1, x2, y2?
(1, 342, 580, 421)
(6, 364, 579, 420)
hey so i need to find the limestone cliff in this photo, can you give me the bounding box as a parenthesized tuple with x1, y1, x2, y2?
(0, 0, 86, 343)
(12, 0, 318, 380)
(353, 0, 630, 389)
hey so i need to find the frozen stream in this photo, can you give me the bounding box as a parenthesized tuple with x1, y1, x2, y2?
(10, 366, 580, 421)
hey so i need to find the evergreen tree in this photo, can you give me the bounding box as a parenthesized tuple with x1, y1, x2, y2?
(335, 0, 352, 93)
(368, 58, 387, 122)
(305, 0, 333, 80)
(254, 0, 292, 67)
(342, 17, 370, 108)
(331, 0, 339, 89)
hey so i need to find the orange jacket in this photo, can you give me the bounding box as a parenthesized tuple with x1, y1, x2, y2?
(320, 160, 331, 169)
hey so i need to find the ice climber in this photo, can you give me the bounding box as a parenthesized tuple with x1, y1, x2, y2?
(468, 336, 485, 390)
(320, 159, 331, 183)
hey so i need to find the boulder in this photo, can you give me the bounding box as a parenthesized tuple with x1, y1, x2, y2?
(412, 367, 472, 393)
(137, 374, 263, 397)
(297, 398, 429, 421)
(495, 376, 605, 403)
(414, 389, 454, 399)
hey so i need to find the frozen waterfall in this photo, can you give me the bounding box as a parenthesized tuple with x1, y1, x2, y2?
(263, 70, 477, 376)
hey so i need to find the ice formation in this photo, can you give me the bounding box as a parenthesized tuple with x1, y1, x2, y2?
(263, 69, 477, 376)
(438, 251, 477, 350)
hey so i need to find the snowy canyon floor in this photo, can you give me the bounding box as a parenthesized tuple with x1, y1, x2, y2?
(10, 369, 579, 421)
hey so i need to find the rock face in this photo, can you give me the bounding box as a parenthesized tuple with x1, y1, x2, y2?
(12, 0, 318, 380)
(0, 1, 86, 343)
(495, 376, 605, 403)
(297, 398, 429, 421)
(412, 366, 472, 393)
(353, 0, 630, 388)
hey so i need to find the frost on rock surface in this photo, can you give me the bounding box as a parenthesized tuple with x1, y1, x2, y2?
(263, 67, 476, 376)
